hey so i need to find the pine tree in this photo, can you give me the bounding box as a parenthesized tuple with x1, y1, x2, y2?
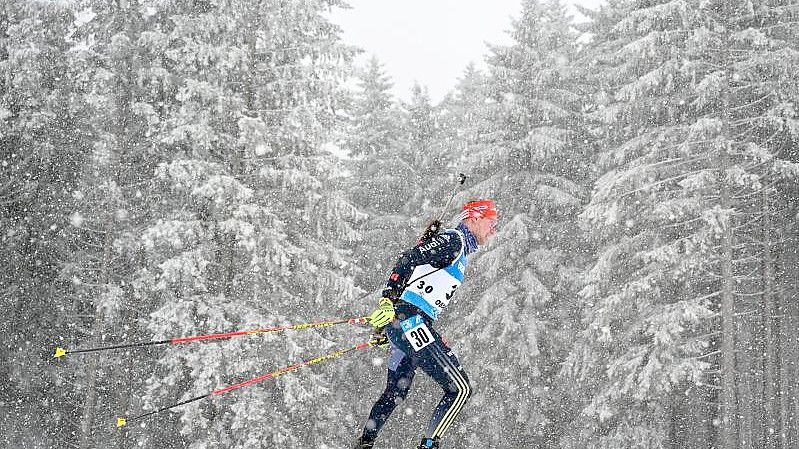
(127, 1, 365, 447)
(53, 1, 186, 446)
(0, 1, 93, 445)
(347, 56, 398, 158)
(437, 63, 492, 164)
(444, 1, 591, 446)
(398, 83, 453, 234)
(343, 56, 411, 290)
(563, 0, 799, 447)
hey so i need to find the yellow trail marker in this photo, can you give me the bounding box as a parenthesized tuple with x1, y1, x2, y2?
(117, 417, 127, 428)
(54, 347, 67, 358)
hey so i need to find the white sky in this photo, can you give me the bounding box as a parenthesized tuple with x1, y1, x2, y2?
(329, 0, 606, 103)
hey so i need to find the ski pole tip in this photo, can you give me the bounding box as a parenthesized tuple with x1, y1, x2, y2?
(117, 417, 127, 428)
(54, 347, 67, 358)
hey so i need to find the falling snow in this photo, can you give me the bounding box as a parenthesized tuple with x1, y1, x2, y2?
(2, 1, 798, 449)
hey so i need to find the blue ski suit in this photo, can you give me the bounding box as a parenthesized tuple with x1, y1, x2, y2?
(361, 223, 478, 443)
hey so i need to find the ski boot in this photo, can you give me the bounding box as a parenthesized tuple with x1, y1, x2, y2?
(417, 436, 440, 448)
(353, 436, 375, 449)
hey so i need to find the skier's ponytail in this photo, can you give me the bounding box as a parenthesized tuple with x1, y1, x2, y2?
(417, 219, 443, 244)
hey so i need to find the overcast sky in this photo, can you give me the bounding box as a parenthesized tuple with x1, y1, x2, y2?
(329, 0, 606, 103)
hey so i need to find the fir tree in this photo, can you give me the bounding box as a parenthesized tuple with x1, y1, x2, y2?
(0, 1, 93, 445)
(129, 1, 365, 447)
(437, 63, 492, 163)
(343, 56, 411, 290)
(563, 1, 799, 447)
(57, 0, 185, 445)
(347, 56, 398, 158)
(446, 1, 591, 446)
(398, 83, 452, 233)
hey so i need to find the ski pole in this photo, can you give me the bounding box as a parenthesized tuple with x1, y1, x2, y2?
(115, 335, 388, 428)
(437, 172, 467, 223)
(419, 173, 467, 242)
(54, 317, 369, 358)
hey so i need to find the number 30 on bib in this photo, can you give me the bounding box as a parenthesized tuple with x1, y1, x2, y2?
(400, 315, 435, 351)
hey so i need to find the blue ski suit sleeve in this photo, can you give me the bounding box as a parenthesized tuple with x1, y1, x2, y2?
(381, 231, 463, 302)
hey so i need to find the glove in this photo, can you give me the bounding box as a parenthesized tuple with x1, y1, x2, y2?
(368, 298, 395, 330)
(371, 333, 390, 351)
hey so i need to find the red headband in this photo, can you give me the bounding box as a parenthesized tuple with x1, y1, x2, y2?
(460, 200, 498, 220)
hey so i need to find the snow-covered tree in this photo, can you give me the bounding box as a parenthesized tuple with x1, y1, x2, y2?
(397, 83, 456, 234)
(342, 56, 414, 291)
(0, 1, 94, 445)
(347, 56, 399, 158)
(128, 1, 366, 447)
(446, 1, 592, 446)
(563, 1, 799, 447)
(437, 63, 492, 165)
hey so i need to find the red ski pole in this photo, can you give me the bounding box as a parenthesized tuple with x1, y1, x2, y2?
(53, 316, 369, 358)
(115, 335, 387, 428)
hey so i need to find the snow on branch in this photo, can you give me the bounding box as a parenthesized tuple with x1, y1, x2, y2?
(612, 0, 689, 36)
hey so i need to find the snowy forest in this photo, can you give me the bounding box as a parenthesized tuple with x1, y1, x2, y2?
(1, 0, 798, 448)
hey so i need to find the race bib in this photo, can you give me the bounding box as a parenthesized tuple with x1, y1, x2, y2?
(400, 315, 435, 352)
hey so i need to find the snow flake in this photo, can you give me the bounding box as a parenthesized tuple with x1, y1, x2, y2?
(254, 144, 270, 156)
(69, 212, 85, 227)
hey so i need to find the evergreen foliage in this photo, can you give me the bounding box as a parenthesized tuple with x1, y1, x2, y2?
(562, 1, 799, 448)
(447, 1, 593, 447)
(2, 0, 797, 447)
(0, 1, 93, 445)
(343, 56, 411, 291)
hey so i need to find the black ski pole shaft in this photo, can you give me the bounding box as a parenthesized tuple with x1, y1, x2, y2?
(420, 173, 467, 242)
(54, 340, 171, 358)
(437, 173, 467, 222)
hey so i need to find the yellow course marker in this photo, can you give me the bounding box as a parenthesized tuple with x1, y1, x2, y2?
(117, 417, 127, 428)
(54, 347, 67, 358)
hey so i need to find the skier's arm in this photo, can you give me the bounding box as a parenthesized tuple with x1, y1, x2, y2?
(367, 232, 462, 330)
(380, 231, 463, 302)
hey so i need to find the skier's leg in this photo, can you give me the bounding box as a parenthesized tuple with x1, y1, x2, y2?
(359, 341, 416, 443)
(417, 339, 472, 442)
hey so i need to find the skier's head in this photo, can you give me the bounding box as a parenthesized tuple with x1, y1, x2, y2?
(461, 199, 498, 246)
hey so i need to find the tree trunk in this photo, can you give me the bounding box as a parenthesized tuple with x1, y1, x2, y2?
(761, 189, 777, 449)
(778, 262, 797, 449)
(777, 201, 798, 449)
(78, 315, 104, 449)
(78, 218, 114, 449)
(719, 145, 738, 449)
(736, 318, 754, 449)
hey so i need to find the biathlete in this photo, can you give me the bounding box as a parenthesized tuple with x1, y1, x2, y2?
(354, 200, 499, 449)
